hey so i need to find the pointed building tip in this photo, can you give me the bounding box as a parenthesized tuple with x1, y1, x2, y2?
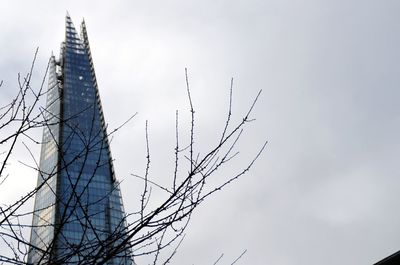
(65, 12, 81, 43)
(50, 51, 56, 62)
(66, 11, 72, 24)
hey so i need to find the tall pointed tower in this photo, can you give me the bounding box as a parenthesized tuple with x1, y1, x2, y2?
(28, 14, 132, 264)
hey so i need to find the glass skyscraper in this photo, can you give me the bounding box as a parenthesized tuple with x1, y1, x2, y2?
(28, 14, 132, 264)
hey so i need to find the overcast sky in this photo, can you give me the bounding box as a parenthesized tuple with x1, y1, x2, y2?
(1, 0, 400, 264)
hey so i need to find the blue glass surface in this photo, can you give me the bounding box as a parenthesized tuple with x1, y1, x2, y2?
(28, 15, 132, 264)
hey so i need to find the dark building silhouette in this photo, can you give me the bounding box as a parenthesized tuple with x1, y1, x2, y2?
(374, 250, 400, 265)
(28, 14, 132, 264)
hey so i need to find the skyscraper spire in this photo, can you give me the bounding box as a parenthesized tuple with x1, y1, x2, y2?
(28, 14, 132, 264)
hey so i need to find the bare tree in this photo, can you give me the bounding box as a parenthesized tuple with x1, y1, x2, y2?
(0, 49, 55, 264)
(0, 54, 266, 264)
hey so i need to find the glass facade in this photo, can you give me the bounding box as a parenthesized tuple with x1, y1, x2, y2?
(28, 15, 132, 264)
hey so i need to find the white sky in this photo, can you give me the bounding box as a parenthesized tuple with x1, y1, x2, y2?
(1, 0, 400, 264)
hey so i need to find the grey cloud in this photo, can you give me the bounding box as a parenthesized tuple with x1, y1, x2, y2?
(1, 0, 400, 264)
